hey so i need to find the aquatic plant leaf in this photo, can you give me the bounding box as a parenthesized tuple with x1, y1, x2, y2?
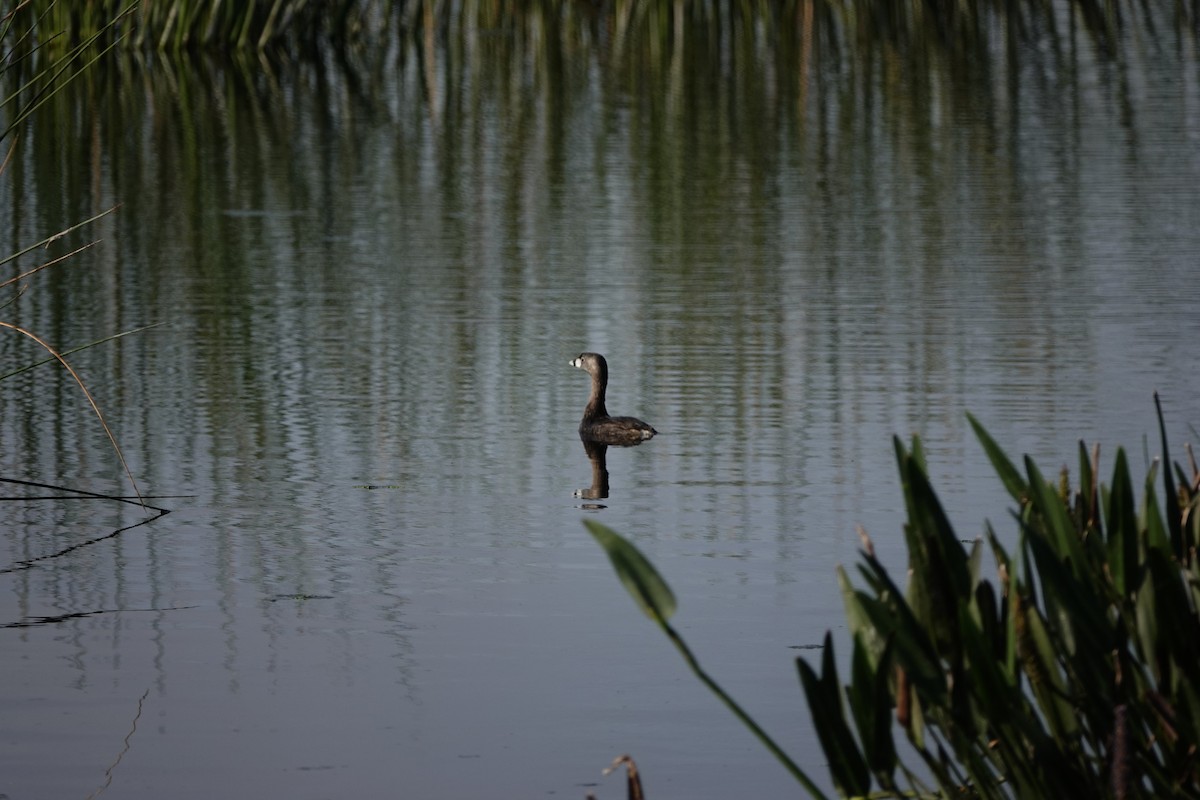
(853, 586, 945, 702)
(797, 632, 870, 797)
(968, 413, 1028, 503)
(894, 439, 970, 669)
(1024, 456, 1086, 572)
(1106, 448, 1140, 597)
(909, 434, 929, 474)
(970, 580, 1010, 683)
(1142, 548, 1200, 695)
(848, 633, 898, 781)
(1025, 538, 1123, 733)
(584, 520, 676, 623)
(839, 566, 886, 666)
(1142, 460, 1172, 555)
(1154, 393, 1184, 558)
(1077, 441, 1095, 529)
(1020, 601, 1079, 740)
(1134, 562, 1162, 686)
(958, 607, 1019, 738)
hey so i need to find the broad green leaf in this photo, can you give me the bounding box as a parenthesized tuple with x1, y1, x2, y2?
(1133, 563, 1161, 685)
(583, 520, 676, 623)
(1154, 392, 1184, 558)
(909, 434, 929, 474)
(958, 605, 1046, 789)
(968, 413, 1028, 503)
(894, 440, 971, 665)
(1142, 549, 1200, 695)
(797, 633, 870, 797)
(1025, 456, 1087, 573)
(1022, 604, 1079, 740)
(1077, 440, 1096, 531)
(1106, 448, 1140, 597)
(971, 580, 1010, 683)
(854, 590, 945, 702)
(848, 634, 898, 782)
(1142, 461, 1171, 553)
(840, 566, 885, 665)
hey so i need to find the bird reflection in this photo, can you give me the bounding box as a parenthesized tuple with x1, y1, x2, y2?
(574, 436, 610, 504)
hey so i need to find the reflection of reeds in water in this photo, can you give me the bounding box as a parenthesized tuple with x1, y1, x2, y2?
(1, 8, 145, 504)
(7, 0, 1187, 55)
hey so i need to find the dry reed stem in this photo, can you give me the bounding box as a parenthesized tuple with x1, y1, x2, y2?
(0, 205, 118, 270)
(0, 320, 143, 506)
(0, 239, 99, 290)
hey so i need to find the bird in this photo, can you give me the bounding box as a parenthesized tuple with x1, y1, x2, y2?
(569, 352, 656, 445)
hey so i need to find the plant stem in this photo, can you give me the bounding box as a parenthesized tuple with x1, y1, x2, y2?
(661, 620, 832, 800)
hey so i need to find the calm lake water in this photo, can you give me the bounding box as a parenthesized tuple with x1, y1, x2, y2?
(2, 8, 1199, 799)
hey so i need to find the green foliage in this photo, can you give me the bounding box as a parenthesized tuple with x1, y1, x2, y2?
(0, 0, 1182, 55)
(4, 0, 378, 51)
(810, 403, 1200, 798)
(0, 3, 135, 141)
(589, 401, 1200, 798)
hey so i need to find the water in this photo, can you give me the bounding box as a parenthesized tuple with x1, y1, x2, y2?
(2, 10, 1199, 799)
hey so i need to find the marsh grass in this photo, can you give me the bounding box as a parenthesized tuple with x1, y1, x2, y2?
(4, 0, 1192, 55)
(12, 0, 380, 50)
(1, 3, 136, 139)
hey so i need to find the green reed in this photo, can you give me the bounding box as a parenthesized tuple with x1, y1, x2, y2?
(4, 0, 1191, 54)
(8, 0, 378, 50)
(590, 396, 1200, 798)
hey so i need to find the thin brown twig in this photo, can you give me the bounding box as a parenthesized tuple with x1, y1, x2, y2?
(0, 134, 17, 177)
(0, 239, 99, 290)
(0, 204, 119, 271)
(0, 281, 28, 311)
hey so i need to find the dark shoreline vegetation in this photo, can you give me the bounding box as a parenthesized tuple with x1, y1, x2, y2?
(3, 0, 1192, 238)
(6, 0, 1196, 58)
(590, 398, 1200, 799)
(4, 0, 1192, 275)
